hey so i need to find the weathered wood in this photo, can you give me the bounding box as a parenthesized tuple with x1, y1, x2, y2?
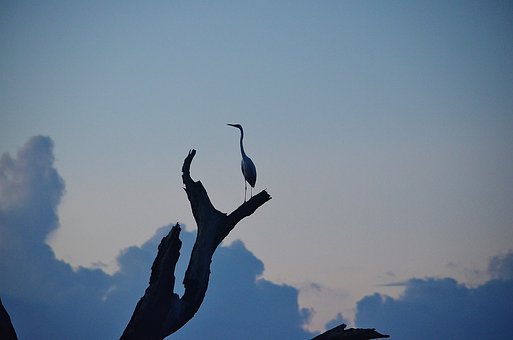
(120, 224, 182, 340)
(121, 149, 271, 339)
(312, 323, 389, 340)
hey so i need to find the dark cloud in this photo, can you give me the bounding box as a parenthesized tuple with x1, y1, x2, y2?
(0, 136, 314, 339)
(488, 252, 513, 280)
(355, 254, 513, 340)
(173, 239, 313, 339)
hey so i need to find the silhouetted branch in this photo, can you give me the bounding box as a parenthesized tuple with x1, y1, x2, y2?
(121, 149, 271, 339)
(312, 323, 389, 340)
(0, 298, 18, 340)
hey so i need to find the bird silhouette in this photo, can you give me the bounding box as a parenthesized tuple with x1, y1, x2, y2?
(227, 124, 257, 202)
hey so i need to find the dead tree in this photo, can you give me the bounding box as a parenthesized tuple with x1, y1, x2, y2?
(0, 298, 18, 340)
(121, 150, 271, 339)
(312, 323, 389, 340)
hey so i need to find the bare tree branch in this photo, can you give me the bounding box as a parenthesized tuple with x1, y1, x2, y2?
(121, 149, 271, 339)
(312, 323, 389, 340)
(0, 298, 18, 340)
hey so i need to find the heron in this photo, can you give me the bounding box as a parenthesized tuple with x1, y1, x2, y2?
(227, 124, 257, 202)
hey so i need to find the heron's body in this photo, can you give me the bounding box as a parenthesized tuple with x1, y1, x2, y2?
(241, 153, 256, 188)
(227, 124, 257, 201)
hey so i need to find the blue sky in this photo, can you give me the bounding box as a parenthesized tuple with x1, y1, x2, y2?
(1, 1, 513, 337)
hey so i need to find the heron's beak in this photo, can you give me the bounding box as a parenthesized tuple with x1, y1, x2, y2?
(227, 124, 237, 127)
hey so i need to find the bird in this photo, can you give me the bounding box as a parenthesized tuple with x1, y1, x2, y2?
(227, 124, 257, 202)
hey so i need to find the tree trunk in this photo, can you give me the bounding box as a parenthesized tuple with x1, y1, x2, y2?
(0, 298, 18, 340)
(121, 149, 271, 339)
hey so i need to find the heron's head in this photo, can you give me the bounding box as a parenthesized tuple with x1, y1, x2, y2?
(227, 123, 243, 130)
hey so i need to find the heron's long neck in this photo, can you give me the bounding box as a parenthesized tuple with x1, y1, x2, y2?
(239, 129, 247, 157)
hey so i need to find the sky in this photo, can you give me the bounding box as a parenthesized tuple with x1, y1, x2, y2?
(1, 1, 513, 338)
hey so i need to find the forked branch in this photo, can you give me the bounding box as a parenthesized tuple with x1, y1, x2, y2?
(121, 149, 271, 339)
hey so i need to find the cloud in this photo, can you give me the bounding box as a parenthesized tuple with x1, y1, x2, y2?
(488, 252, 513, 281)
(173, 239, 314, 339)
(0, 136, 314, 339)
(0, 136, 69, 302)
(0, 135, 64, 248)
(298, 282, 352, 333)
(324, 313, 349, 332)
(11, 135, 512, 340)
(355, 253, 513, 340)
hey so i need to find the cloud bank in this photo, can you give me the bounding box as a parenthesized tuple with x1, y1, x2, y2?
(2, 136, 512, 340)
(355, 253, 513, 339)
(0, 136, 314, 339)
